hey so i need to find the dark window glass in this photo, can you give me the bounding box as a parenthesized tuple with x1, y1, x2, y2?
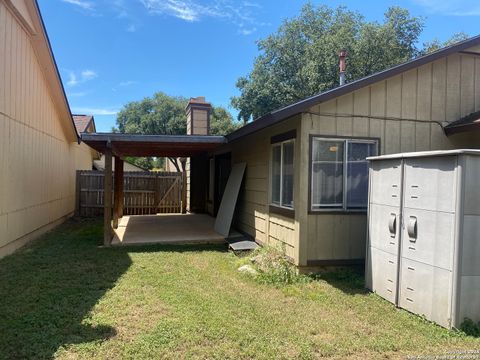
(311, 140, 344, 209)
(281, 141, 294, 208)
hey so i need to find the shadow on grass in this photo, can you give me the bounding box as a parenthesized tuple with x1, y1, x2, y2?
(310, 266, 368, 296)
(0, 218, 131, 360)
(0, 218, 231, 359)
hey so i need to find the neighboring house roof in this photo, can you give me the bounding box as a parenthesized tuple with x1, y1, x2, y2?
(73, 115, 95, 134)
(226, 34, 480, 142)
(93, 155, 147, 172)
(444, 110, 480, 135)
(8, 1, 78, 142)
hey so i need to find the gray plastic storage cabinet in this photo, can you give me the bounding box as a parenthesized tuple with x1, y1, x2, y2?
(365, 149, 480, 329)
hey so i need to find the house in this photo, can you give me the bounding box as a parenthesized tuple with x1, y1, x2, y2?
(183, 38, 480, 270)
(207, 37, 480, 270)
(72, 115, 143, 171)
(93, 154, 145, 172)
(82, 37, 480, 270)
(73, 114, 100, 170)
(0, 0, 95, 258)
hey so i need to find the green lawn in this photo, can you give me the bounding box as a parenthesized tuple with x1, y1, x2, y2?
(0, 219, 479, 359)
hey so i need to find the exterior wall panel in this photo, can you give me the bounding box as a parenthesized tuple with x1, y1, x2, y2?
(228, 116, 301, 262)
(302, 51, 480, 264)
(0, 2, 92, 258)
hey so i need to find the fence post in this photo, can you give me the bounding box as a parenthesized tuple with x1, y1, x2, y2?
(75, 170, 81, 217)
(154, 172, 159, 214)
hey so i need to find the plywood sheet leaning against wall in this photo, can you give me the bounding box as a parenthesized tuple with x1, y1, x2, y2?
(214, 163, 246, 236)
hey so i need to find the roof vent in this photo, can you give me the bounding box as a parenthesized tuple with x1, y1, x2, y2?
(339, 49, 347, 86)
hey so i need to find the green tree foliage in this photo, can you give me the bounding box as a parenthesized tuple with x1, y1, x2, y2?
(115, 92, 240, 170)
(231, 4, 431, 123)
(421, 32, 469, 55)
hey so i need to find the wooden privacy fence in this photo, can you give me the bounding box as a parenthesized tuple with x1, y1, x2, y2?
(76, 170, 183, 217)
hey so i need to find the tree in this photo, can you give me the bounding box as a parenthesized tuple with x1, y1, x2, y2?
(231, 4, 426, 123)
(421, 32, 469, 55)
(115, 92, 240, 170)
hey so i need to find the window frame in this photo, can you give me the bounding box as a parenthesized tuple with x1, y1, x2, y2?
(308, 135, 379, 214)
(270, 134, 296, 214)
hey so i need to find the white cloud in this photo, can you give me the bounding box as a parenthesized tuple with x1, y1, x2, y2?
(81, 70, 98, 81)
(61, 0, 94, 10)
(68, 91, 88, 97)
(141, 0, 203, 21)
(119, 80, 137, 86)
(67, 71, 78, 86)
(126, 24, 137, 32)
(66, 69, 98, 87)
(72, 107, 119, 116)
(238, 27, 256, 36)
(412, 0, 480, 16)
(140, 0, 263, 34)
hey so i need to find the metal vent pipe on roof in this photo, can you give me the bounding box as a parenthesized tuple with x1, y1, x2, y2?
(339, 49, 347, 86)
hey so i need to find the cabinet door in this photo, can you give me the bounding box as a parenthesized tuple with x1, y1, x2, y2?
(401, 208, 455, 270)
(403, 157, 457, 213)
(366, 247, 398, 304)
(369, 203, 401, 255)
(369, 160, 402, 207)
(399, 258, 452, 328)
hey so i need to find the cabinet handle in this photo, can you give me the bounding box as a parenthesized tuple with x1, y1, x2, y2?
(407, 216, 417, 240)
(388, 213, 396, 235)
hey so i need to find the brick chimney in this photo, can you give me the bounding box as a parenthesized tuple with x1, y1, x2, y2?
(186, 96, 212, 135)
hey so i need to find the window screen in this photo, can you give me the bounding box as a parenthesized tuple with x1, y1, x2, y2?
(346, 142, 378, 209)
(311, 140, 344, 209)
(271, 139, 294, 209)
(271, 144, 282, 206)
(311, 137, 378, 211)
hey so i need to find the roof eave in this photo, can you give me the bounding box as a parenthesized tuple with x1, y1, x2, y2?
(31, 1, 78, 143)
(226, 34, 480, 142)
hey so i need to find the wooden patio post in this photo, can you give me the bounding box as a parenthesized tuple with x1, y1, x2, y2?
(113, 156, 123, 229)
(181, 158, 187, 214)
(104, 147, 113, 246)
(118, 158, 124, 219)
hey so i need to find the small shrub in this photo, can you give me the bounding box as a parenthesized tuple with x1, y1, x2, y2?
(460, 318, 480, 337)
(241, 245, 310, 286)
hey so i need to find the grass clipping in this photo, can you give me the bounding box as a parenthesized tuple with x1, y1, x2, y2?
(237, 246, 309, 286)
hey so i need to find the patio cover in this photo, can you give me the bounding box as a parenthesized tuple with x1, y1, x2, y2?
(81, 133, 227, 157)
(80, 132, 227, 246)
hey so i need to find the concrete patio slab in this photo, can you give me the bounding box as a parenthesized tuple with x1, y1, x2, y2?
(111, 214, 236, 246)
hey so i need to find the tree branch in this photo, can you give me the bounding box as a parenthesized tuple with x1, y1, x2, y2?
(167, 157, 181, 172)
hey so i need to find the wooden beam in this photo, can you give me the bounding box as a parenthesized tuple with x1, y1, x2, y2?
(118, 159, 124, 219)
(81, 133, 226, 144)
(181, 158, 187, 214)
(104, 147, 113, 246)
(113, 156, 123, 229)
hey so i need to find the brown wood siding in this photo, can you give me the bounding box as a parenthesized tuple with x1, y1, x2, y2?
(0, 2, 92, 257)
(301, 51, 480, 264)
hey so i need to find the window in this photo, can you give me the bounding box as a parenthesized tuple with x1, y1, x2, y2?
(311, 137, 378, 211)
(271, 139, 294, 209)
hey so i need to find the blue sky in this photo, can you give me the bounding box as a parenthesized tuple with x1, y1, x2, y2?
(38, 0, 480, 132)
